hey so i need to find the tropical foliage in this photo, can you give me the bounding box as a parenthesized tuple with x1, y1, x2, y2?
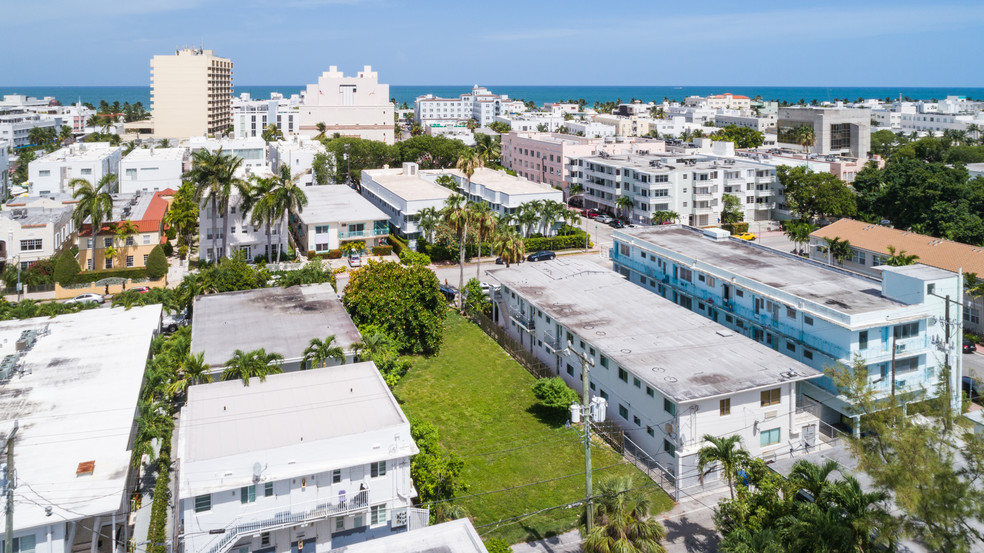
(582, 475, 667, 553)
(221, 348, 284, 386)
(776, 166, 857, 222)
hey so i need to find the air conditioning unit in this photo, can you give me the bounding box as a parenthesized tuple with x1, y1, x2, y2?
(664, 423, 675, 436)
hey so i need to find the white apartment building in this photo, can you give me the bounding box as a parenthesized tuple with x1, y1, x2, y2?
(360, 163, 452, 243)
(495, 113, 566, 133)
(187, 137, 268, 168)
(593, 114, 704, 139)
(0, 140, 8, 200)
(293, 185, 389, 254)
(270, 137, 326, 187)
(232, 92, 303, 139)
(150, 47, 233, 138)
(684, 93, 752, 110)
(119, 146, 186, 194)
(569, 151, 778, 225)
(435, 167, 564, 215)
(0, 196, 77, 269)
(28, 142, 122, 196)
(176, 363, 426, 553)
(611, 225, 963, 432)
(488, 258, 823, 494)
(715, 112, 776, 132)
(298, 66, 394, 144)
(562, 120, 616, 138)
(414, 86, 515, 127)
(191, 284, 362, 374)
(0, 109, 61, 148)
(0, 305, 162, 553)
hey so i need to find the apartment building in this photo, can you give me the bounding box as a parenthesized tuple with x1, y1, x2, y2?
(232, 92, 303, 139)
(414, 86, 514, 127)
(562, 120, 616, 138)
(270, 137, 326, 187)
(611, 225, 963, 432)
(500, 132, 664, 193)
(176, 362, 426, 553)
(0, 196, 77, 269)
(0, 140, 8, 199)
(150, 47, 233, 138)
(0, 109, 61, 148)
(741, 149, 878, 185)
(360, 163, 452, 242)
(438, 167, 564, 215)
(0, 305, 162, 553)
(119, 146, 187, 194)
(298, 66, 394, 144)
(685, 93, 752, 110)
(568, 152, 778, 225)
(294, 185, 390, 254)
(338, 519, 487, 553)
(187, 136, 268, 167)
(810, 218, 984, 333)
(776, 107, 871, 158)
(715, 112, 776, 132)
(191, 284, 362, 374)
(76, 189, 172, 271)
(487, 258, 823, 492)
(28, 142, 122, 196)
(593, 114, 705, 139)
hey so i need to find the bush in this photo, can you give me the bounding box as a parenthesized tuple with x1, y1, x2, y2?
(327, 249, 342, 259)
(722, 222, 750, 235)
(146, 245, 168, 279)
(525, 233, 592, 252)
(531, 377, 579, 412)
(178, 245, 189, 260)
(53, 252, 81, 285)
(388, 234, 407, 255)
(399, 249, 431, 267)
(371, 245, 393, 256)
(484, 539, 512, 553)
(162, 241, 174, 257)
(462, 278, 491, 317)
(165, 227, 177, 240)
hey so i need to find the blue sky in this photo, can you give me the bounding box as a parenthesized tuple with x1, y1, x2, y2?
(4, 0, 984, 86)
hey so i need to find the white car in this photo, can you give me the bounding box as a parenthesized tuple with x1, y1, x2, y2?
(349, 253, 362, 267)
(64, 293, 105, 305)
(595, 215, 614, 224)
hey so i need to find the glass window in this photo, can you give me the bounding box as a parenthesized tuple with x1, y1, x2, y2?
(720, 398, 731, 416)
(633, 377, 641, 388)
(618, 368, 628, 382)
(646, 386, 654, 397)
(646, 426, 654, 437)
(760, 428, 781, 447)
(600, 356, 609, 369)
(194, 494, 211, 512)
(104, 258, 113, 269)
(894, 322, 919, 339)
(760, 388, 780, 407)
(240, 485, 256, 503)
(332, 469, 341, 483)
(829, 123, 852, 151)
(103, 238, 113, 248)
(19, 239, 42, 252)
(804, 316, 814, 326)
(125, 168, 137, 180)
(370, 504, 387, 525)
(335, 517, 345, 532)
(618, 404, 628, 419)
(664, 398, 676, 415)
(264, 482, 274, 497)
(859, 331, 868, 350)
(663, 439, 676, 456)
(126, 256, 134, 267)
(370, 461, 386, 478)
(316, 225, 330, 234)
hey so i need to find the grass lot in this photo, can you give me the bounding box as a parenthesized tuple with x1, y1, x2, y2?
(395, 313, 674, 544)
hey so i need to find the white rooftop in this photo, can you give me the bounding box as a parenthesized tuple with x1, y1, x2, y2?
(436, 167, 559, 196)
(121, 147, 187, 162)
(330, 519, 487, 553)
(487, 258, 821, 403)
(34, 142, 120, 163)
(297, 186, 389, 225)
(363, 167, 453, 202)
(0, 305, 162, 532)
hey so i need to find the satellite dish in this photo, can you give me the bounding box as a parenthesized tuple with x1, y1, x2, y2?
(252, 462, 263, 482)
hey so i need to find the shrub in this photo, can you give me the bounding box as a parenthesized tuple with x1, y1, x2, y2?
(327, 249, 342, 259)
(53, 252, 82, 285)
(532, 377, 579, 412)
(71, 267, 149, 285)
(525, 233, 592, 252)
(162, 241, 174, 257)
(178, 245, 189, 260)
(484, 539, 512, 553)
(388, 234, 407, 255)
(165, 227, 177, 240)
(722, 222, 750, 235)
(146, 245, 168, 279)
(371, 245, 393, 256)
(462, 278, 491, 317)
(399, 249, 431, 267)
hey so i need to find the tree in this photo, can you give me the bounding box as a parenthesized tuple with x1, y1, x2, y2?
(71, 174, 115, 271)
(615, 195, 633, 221)
(650, 210, 679, 225)
(822, 236, 852, 265)
(352, 326, 397, 362)
(788, 458, 838, 501)
(885, 245, 919, 266)
(58, 125, 73, 145)
(245, 175, 279, 260)
(311, 152, 332, 185)
(461, 278, 491, 317)
(442, 194, 471, 311)
(582, 475, 667, 553)
(721, 193, 743, 226)
(12, 150, 35, 185)
(221, 348, 284, 386)
(166, 352, 212, 399)
(474, 133, 501, 166)
(53, 251, 81, 285)
(314, 122, 328, 141)
(163, 181, 200, 256)
(795, 125, 816, 153)
(113, 219, 139, 267)
(712, 125, 765, 149)
(492, 230, 525, 267)
(697, 434, 750, 499)
(471, 203, 496, 279)
(302, 335, 346, 369)
(261, 124, 284, 143)
(342, 260, 447, 355)
(782, 219, 817, 253)
(185, 148, 240, 262)
(417, 206, 440, 243)
(146, 245, 168, 279)
(776, 165, 857, 221)
(434, 174, 457, 191)
(408, 417, 466, 507)
(567, 183, 584, 206)
(531, 377, 578, 412)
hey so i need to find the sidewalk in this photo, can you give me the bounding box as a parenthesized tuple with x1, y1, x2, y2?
(659, 486, 730, 553)
(511, 530, 581, 553)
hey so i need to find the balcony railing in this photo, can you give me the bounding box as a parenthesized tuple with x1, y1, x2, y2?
(198, 490, 369, 553)
(508, 305, 535, 330)
(543, 330, 564, 353)
(339, 228, 389, 239)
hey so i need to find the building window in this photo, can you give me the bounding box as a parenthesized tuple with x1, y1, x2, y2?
(664, 439, 676, 456)
(646, 386, 654, 397)
(126, 236, 135, 246)
(786, 307, 796, 319)
(894, 322, 919, 339)
(335, 517, 345, 532)
(859, 331, 868, 350)
(240, 485, 256, 503)
(633, 415, 641, 426)
(104, 258, 113, 269)
(618, 404, 628, 419)
(664, 398, 676, 415)
(316, 225, 330, 234)
(370, 461, 386, 478)
(194, 494, 211, 513)
(760, 388, 781, 407)
(618, 368, 628, 382)
(804, 316, 814, 326)
(647, 426, 654, 437)
(260, 533, 270, 547)
(804, 349, 814, 360)
(126, 255, 134, 267)
(87, 259, 94, 270)
(103, 238, 113, 248)
(143, 254, 149, 265)
(567, 364, 574, 376)
(720, 398, 731, 416)
(143, 235, 151, 244)
(600, 355, 609, 369)
(332, 469, 341, 483)
(370, 504, 387, 525)
(8, 536, 36, 553)
(264, 482, 274, 497)
(760, 428, 781, 447)
(785, 341, 796, 353)
(19, 239, 42, 252)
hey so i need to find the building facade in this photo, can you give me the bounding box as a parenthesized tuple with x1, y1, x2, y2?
(360, 163, 452, 242)
(439, 167, 564, 216)
(776, 107, 871, 158)
(119, 147, 187, 194)
(294, 185, 390, 254)
(611, 225, 963, 432)
(414, 86, 514, 127)
(298, 66, 393, 144)
(270, 137, 326, 187)
(0, 196, 77, 269)
(232, 93, 303, 139)
(0, 109, 61, 148)
(28, 142, 122, 197)
(77, 190, 172, 271)
(150, 48, 233, 138)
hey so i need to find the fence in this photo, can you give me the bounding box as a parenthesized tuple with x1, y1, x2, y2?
(471, 312, 554, 380)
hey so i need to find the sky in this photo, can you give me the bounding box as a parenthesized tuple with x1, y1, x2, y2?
(3, 0, 984, 86)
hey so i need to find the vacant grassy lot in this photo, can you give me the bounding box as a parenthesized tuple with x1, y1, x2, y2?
(395, 313, 674, 544)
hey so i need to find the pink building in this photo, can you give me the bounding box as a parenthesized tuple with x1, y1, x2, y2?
(501, 132, 665, 196)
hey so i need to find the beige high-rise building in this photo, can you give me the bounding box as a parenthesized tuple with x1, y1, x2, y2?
(298, 65, 394, 144)
(150, 48, 233, 138)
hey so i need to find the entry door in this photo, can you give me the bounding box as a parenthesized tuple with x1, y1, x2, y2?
(291, 538, 316, 553)
(802, 424, 816, 448)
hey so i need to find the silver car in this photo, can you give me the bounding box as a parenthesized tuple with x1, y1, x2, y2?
(64, 293, 105, 305)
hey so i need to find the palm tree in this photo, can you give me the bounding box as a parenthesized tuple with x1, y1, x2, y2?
(353, 330, 395, 362)
(261, 124, 284, 143)
(443, 194, 471, 310)
(302, 335, 346, 369)
(472, 203, 497, 280)
(455, 149, 484, 200)
(492, 229, 525, 267)
(696, 434, 750, 499)
(166, 352, 212, 398)
(245, 175, 278, 260)
(517, 204, 539, 238)
(567, 183, 584, 207)
(885, 245, 919, 266)
(823, 236, 852, 265)
(70, 174, 115, 271)
(788, 459, 839, 500)
(474, 133, 501, 165)
(314, 122, 328, 141)
(796, 125, 817, 153)
(783, 220, 818, 254)
(416, 206, 440, 243)
(465, 118, 478, 132)
(185, 148, 227, 262)
(269, 164, 308, 259)
(221, 348, 284, 386)
(582, 475, 667, 553)
(650, 210, 679, 225)
(826, 475, 895, 552)
(615, 195, 633, 222)
(58, 125, 73, 145)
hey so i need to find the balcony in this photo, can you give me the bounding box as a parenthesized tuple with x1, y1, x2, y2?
(755, 188, 772, 197)
(508, 305, 535, 331)
(198, 490, 369, 553)
(543, 330, 564, 353)
(754, 202, 775, 210)
(339, 228, 389, 239)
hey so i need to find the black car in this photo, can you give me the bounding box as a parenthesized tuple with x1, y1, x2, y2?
(965, 339, 978, 354)
(608, 219, 625, 229)
(438, 284, 458, 303)
(963, 376, 983, 401)
(526, 251, 556, 262)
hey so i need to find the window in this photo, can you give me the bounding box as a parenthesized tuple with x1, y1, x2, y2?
(126, 255, 134, 267)
(126, 236, 135, 246)
(600, 355, 609, 369)
(804, 349, 814, 360)
(316, 243, 331, 252)
(647, 426, 655, 437)
(760, 388, 780, 407)
(264, 482, 274, 497)
(600, 390, 608, 400)
(125, 168, 137, 180)
(646, 386, 654, 397)
(38, 170, 50, 177)
(7, 536, 36, 553)
(894, 322, 919, 339)
(804, 316, 814, 326)
(720, 398, 731, 416)
(664, 398, 676, 415)
(633, 415, 641, 426)
(736, 289, 744, 297)
(370, 461, 386, 478)
(260, 533, 270, 547)
(785, 341, 796, 353)
(143, 254, 149, 265)
(786, 307, 796, 319)
(315, 225, 330, 234)
(618, 368, 628, 382)
(103, 238, 113, 248)
(859, 331, 868, 350)
(618, 404, 628, 419)
(194, 494, 211, 512)
(87, 259, 94, 270)
(567, 364, 574, 376)
(104, 258, 113, 269)
(143, 235, 151, 244)
(370, 504, 387, 525)
(335, 517, 345, 532)
(633, 377, 641, 388)
(240, 485, 256, 503)
(678, 267, 693, 283)
(19, 239, 42, 252)
(332, 469, 341, 483)
(664, 439, 676, 456)
(760, 428, 781, 447)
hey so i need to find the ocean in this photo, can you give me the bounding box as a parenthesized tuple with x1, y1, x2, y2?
(1, 85, 983, 108)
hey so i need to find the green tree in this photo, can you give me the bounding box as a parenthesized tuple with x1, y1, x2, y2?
(442, 194, 472, 310)
(582, 475, 667, 553)
(721, 193, 744, 226)
(461, 278, 491, 318)
(311, 152, 333, 185)
(165, 352, 212, 399)
(408, 417, 466, 507)
(471, 202, 496, 279)
(650, 210, 679, 225)
(12, 150, 36, 185)
(53, 251, 82, 285)
(185, 148, 249, 262)
(314, 122, 328, 141)
(822, 236, 852, 265)
(567, 183, 584, 206)
(221, 348, 284, 386)
(712, 125, 765, 149)
(795, 125, 816, 153)
(615, 195, 633, 221)
(302, 335, 346, 368)
(531, 377, 578, 412)
(261, 124, 284, 143)
(146, 245, 168, 279)
(416, 206, 441, 243)
(163, 181, 200, 257)
(782, 219, 817, 253)
(474, 133, 501, 166)
(697, 434, 750, 499)
(885, 245, 919, 266)
(492, 230, 525, 267)
(70, 174, 115, 270)
(776, 165, 857, 221)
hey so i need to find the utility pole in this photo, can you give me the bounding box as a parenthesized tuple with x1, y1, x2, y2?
(566, 348, 596, 532)
(5, 421, 18, 553)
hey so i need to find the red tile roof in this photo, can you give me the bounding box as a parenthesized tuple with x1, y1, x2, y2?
(78, 190, 170, 237)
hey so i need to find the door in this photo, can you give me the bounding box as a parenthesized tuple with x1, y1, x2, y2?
(291, 538, 316, 553)
(802, 424, 816, 448)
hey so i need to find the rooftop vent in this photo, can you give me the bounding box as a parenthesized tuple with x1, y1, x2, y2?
(76, 461, 95, 476)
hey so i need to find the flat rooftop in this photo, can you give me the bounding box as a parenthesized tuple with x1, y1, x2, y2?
(437, 167, 559, 196)
(121, 147, 186, 162)
(580, 153, 760, 173)
(191, 284, 360, 367)
(36, 142, 120, 163)
(617, 226, 908, 315)
(180, 361, 406, 463)
(330, 519, 487, 553)
(297, 185, 389, 225)
(0, 305, 162, 531)
(363, 167, 453, 202)
(487, 258, 820, 403)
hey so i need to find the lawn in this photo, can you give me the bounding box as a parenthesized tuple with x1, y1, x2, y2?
(394, 313, 674, 544)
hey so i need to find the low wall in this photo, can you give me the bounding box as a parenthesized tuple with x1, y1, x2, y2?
(55, 277, 167, 299)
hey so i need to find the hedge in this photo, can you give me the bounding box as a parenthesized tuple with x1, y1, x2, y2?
(721, 222, 750, 235)
(525, 234, 593, 252)
(147, 440, 171, 553)
(388, 234, 407, 255)
(371, 245, 393, 256)
(327, 249, 342, 259)
(146, 246, 169, 279)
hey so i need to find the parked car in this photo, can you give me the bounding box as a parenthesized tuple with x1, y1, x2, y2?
(495, 256, 523, 265)
(608, 219, 625, 229)
(163, 310, 190, 333)
(963, 376, 983, 401)
(596, 215, 614, 224)
(586, 210, 601, 219)
(736, 232, 757, 241)
(527, 251, 557, 262)
(965, 339, 978, 354)
(63, 293, 104, 305)
(479, 281, 493, 295)
(349, 253, 362, 267)
(438, 284, 458, 303)
(133, 286, 151, 294)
